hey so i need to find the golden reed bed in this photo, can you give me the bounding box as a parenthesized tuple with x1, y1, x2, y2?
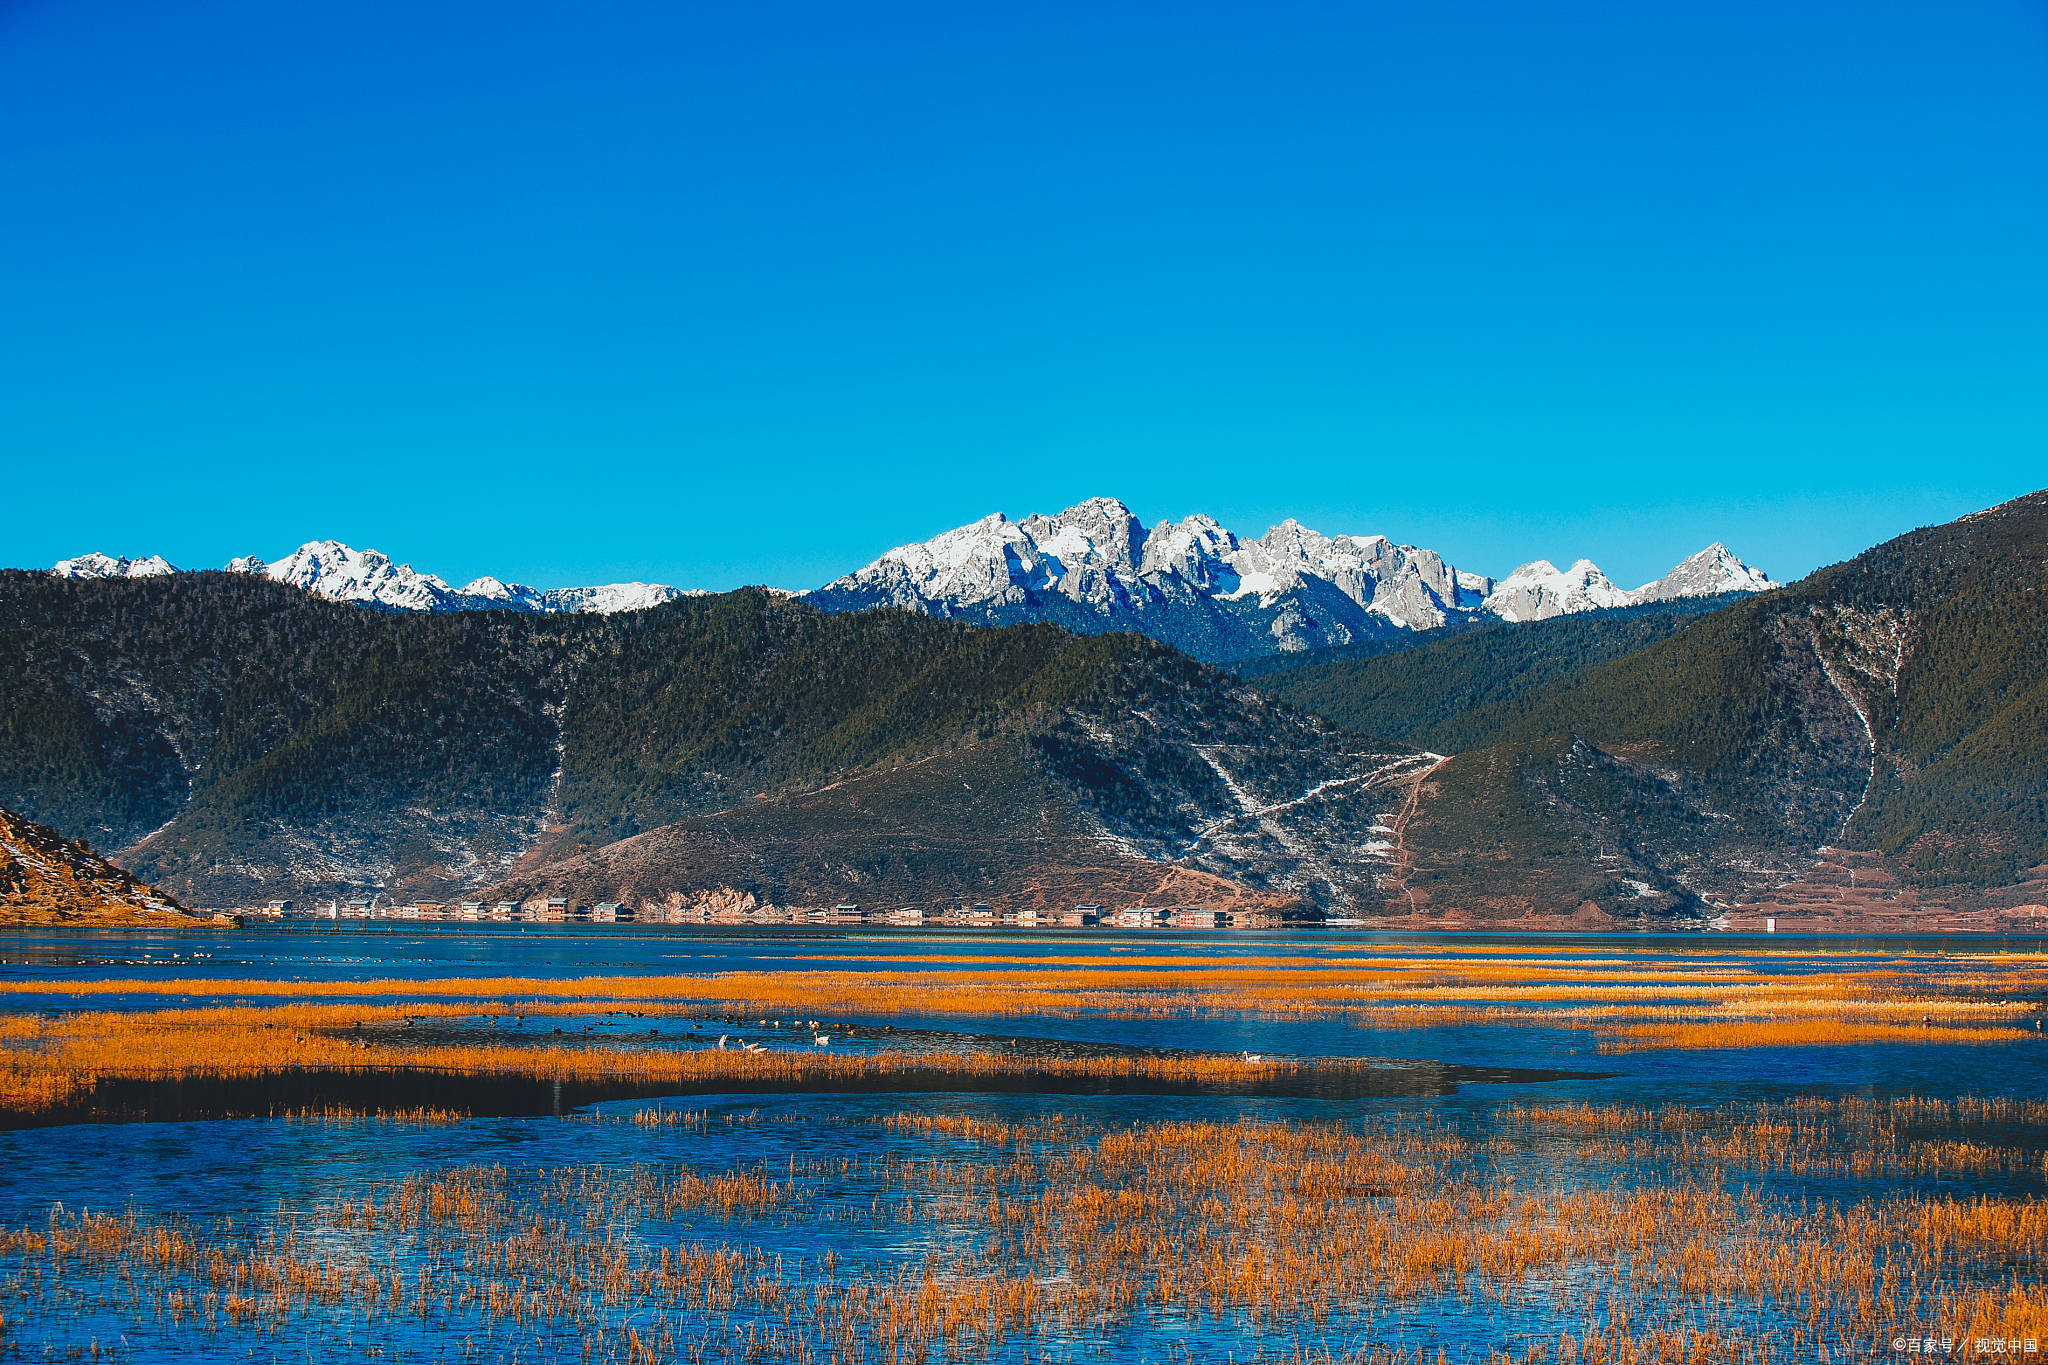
(0, 1002, 1357, 1114)
(0, 945, 2040, 1116)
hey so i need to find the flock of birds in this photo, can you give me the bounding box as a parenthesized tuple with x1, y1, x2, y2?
(719, 1019, 832, 1052)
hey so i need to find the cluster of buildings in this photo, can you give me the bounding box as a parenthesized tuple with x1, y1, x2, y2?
(254, 897, 631, 923)
(245, 897, 1269, 929)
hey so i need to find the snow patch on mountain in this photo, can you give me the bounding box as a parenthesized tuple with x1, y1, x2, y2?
(538, 582, 704, 614)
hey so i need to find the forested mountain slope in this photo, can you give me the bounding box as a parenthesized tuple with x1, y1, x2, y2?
(0, 572, 590, 903)
(1246, 596, 1745, 747)
(1393, 490, 2048, 921)
(0, 574, 1424, 911)
(540, 595, 1434, 914)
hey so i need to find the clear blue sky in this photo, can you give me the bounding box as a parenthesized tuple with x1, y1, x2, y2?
(2, 0, 2044, 591)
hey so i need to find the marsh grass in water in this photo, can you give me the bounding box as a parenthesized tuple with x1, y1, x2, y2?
(1, 945, 2042, 1359)
(0, 999, 1545, 1121)
(0, 1098, 2042, 1363)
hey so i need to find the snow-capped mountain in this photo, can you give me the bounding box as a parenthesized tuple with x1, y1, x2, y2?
(226, 542, 471, 612)
(53, 541, 696, 616)
(51, 552, 179, 580)
(227, 542, 703, 614)
(807, 498, 1776, 660)
(1479, 559, 1633, 622)
(1631, 543, 1777, 603)
(43, 509, 1775, 651)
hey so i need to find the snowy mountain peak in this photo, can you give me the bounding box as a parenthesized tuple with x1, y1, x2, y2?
(1483, 545, 1777, 623)
(539, 582, 704, 614)
(1633, 543, 1777, 603)
(807, 499, 1778, 661)
(241, 541, 456, 612)
(1020, 497, 1144, 574)
(1139, 515, 1240, 586)
(455, 576, 562, 611)
(230, 541, 695, 615)
(51, 552, 178, 580)
(1483, 558, 1631, 623)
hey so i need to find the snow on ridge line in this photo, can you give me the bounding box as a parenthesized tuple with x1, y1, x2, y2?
(50, 552, 179, 580)
(49, 540, 697, 616)
(1476, 544, 1778, 621)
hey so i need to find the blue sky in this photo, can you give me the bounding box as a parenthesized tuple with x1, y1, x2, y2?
(2, 0, 2044, 591)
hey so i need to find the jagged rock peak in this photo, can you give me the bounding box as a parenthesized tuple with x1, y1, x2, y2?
(238, 540, 458, 612)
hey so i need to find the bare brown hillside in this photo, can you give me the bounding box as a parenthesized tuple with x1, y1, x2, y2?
(0, 807, 213, 926)
(482, 740, 1311, 918)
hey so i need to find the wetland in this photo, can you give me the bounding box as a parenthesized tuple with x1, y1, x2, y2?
(0, 926, 2043, 1362)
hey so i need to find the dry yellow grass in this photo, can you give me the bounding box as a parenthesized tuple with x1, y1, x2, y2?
(1604, 1019, 2037, 1050)
(1, 946, 2038, 1083)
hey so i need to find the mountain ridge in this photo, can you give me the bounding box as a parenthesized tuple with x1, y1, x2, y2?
(1358, 489, 2048, 925)
(42, 502, 1774, 657)
(55, 540, 699, 616)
